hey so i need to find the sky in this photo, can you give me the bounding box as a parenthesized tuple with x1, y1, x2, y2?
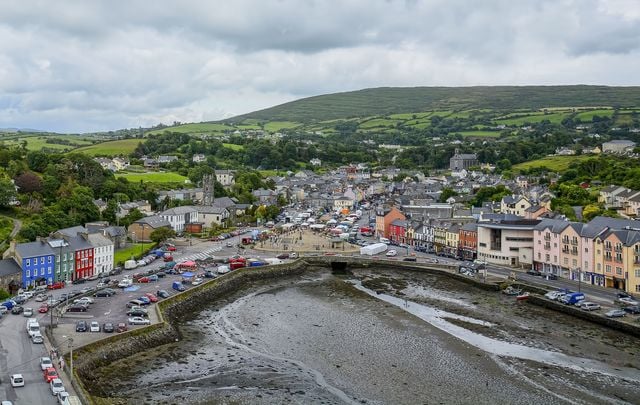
(1, 0, 639, 133)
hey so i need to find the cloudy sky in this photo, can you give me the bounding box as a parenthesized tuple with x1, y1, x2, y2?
(1, 0, 639, 133)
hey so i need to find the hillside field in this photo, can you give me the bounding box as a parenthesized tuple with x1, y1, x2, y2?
(115, 171, 189, 184)
(73, 139, 143, 156)
(513, 155, 592, 171)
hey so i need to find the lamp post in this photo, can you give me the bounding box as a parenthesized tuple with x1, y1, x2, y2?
(140, 224, 145, 256)
(61, 335, 74, 379)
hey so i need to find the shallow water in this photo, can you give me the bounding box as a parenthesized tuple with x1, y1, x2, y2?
(94, 270, 640, 404)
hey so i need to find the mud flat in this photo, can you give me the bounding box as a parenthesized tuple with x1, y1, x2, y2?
(91, 269, 640, 404)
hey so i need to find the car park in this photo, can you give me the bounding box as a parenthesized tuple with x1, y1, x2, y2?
(10, 374, 24, 387)
(50, 378, 65, 396)
(605, 309, 626, 318)
(103, 322, 115, 333)
(76, 320, 88, 332)
(128, 316, 151, 325)
(579, 302, 601, 311)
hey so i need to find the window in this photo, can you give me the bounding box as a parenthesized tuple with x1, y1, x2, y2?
(635, 269, 640, 278)
(564, 258, 568, 265)
(605, 265, 611, 273)
(636, 285, 640, 293)
(597, 263, 601, 271)
(616, 267, 623, 275)
(40, 257, 44, 264)
(572, 259, 577, 267)
(48, 266, 52, 274)
(537, 253, 541, 259)
(26, 269, 30, 277)
(584, 261, 588, 270)
(545, 254, 550, 262)
(26, 259, 30, 266)
(48, 256, 52, 263)
(584, 248, 588, 253)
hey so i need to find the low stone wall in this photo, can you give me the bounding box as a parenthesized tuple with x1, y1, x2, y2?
(527, 295, 640, 338)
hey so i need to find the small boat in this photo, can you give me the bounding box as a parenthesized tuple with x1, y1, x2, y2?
(516, 292, 530, 301)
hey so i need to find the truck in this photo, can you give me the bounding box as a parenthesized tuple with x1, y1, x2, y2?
(561, 292, 585, 305)
(124, 260, 138, 270)
(360, 243, 388, 256)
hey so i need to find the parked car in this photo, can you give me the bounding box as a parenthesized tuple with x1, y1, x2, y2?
(50, 378, 65, 396)
(56, 391, 70, 404)
(40, 357, 53, 371)
(128, 317, 151, 325)
(74, 297, 93, 305)
(156, 271, 167, 278)
(43, 367, 59, 383)
(385, 250, 397, 257)
(605, 309, 626, 318)
(147, 274, 159, 282)
(48, 282, 65, 290)
(156, 290, 170, 299)
(137, 296, 151, 305)
(116, 322, 128, 333)
(622, 305, 640, 314)
(75, 320, 88, 332)
(192, 277, 203, 286)
(276, 253, 290, 259)
(526, 270, 542, 276)
(126, 299, 145, 308)
(127, 309, 148, 317)
(66, 304, 88, 313)
(22, 307, 34, 317)
(94, 290, 114, 298)
(31, 332, 44, 344)
(71, 278, 86, 285)
(35, 294, 47, 302)
(103, 322, 115, 333)
(579, 302, 601, 311)
(616, 296, 639, 306)
(11, 305, 23, 315)
(38, 303, 49, 313)
(90, 321, 101, 332)
(144, 293, 158, 303)
(10, 374, 24, 387)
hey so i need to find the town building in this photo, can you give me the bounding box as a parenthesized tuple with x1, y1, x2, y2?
(477, 218, 539, 267)
(449, 151, 478, 171)
(128, 216, 172, 243)
(14, 240, 55, 288)
(86, 233, 114, 275)
(375, 206, 406, 239)
(500, 195, 532, 217)
(459, 223, 478, 260)
(159, 206, 199, 233)
(215, 169, 236, 186)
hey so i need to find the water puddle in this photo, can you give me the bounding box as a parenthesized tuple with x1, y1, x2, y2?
(352, 281, 640, 383)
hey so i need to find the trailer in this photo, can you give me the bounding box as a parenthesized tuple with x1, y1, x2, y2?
(360, 243, 388, 256)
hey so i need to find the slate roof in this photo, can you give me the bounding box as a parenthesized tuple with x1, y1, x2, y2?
(159, 206, 198, 216)
(57, 226, 88, 237)
(580, 216, 640, 238)
(16, 241, 55, 258)
(534, 218, 571, 233)
(0, 258, 21, 277)
(134, 215, 171, 229)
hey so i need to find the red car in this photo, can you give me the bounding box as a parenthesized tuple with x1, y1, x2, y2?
(43, 367, 58, 383)
(137, 277, 151, 283)
(163, 256, 173, 262)
(47, 281, 65, 290)
(144, 293, 158, 303)
(38, 303, 49, 313)
(166, 245, 176, 252)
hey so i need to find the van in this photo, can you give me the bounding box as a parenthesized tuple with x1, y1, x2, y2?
(172, 281, 186, 292)
(561, 292, 585, 305)
(379, 237, 390, 244)
(27, 319, 40, 337)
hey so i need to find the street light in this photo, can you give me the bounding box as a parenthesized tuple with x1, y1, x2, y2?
(61, 335, 74, 379)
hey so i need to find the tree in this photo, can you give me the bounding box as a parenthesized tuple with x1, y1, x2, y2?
(150, 227, 176, 243)
(14, 171, 43, 194)
(439, 187, 458, 203)
(582, 204, 602, 221)
(0, 288, 10, 300)
(0, 178, 17, 207)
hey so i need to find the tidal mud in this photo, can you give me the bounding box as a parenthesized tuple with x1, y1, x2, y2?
(92, 269, 640, 404)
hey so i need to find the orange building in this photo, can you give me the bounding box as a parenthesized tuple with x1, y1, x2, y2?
(375, 207, 406, 239)
(458, 222, 478, 260)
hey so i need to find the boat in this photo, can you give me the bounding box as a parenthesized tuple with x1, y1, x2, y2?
(502, 286, 523, 296)
(516, 292, 530, 301)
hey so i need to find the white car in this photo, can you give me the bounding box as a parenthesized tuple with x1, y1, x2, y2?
(40, 356, 53, 370)
(31, 331, 44, 344)
(128, 317, 151, 325)
(57, 391, 70, 405)
(192, 277, 203, 286)
(386, 250, 398, 257)
(22, 307, 34, 317)
(217, 265, 230, 274)
(90, 321, 101, 332)
(118, 279, 132, 288)
(580, 302, 601, 311)
(617, 296, 639, 306)
(10, 374, 24, 387)
(35, 294, 47, 302)
(74, 297, 94, 305)
(50, 378, 65, 396)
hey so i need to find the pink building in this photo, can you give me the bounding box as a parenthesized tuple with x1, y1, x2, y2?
(533, 219, 568, 276)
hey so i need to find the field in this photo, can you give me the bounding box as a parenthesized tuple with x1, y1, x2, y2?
(115, 171, 189, 184)
(574, 109, 614, 121)
(114, 243, 158, 264)
(262, 121, 301, 132)
(222, 143, 244, 151)
(73, 139, 143, 156)
(0, 134, 94, 152)
(146, 123, 233, 135)
(359, 118, 401, 129)
(454, 130, 501, 138)
(513, 155, 592, 171)
(495, 112, 568, 126)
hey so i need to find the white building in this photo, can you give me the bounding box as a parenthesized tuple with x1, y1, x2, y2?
(602, 140, 636, 154)
(159, 206, 199, 233)
(87, 233, 114, 275)
(477, 221, 538, 267)
(215, 169, 236, 186)
(310, 158, 321, 166)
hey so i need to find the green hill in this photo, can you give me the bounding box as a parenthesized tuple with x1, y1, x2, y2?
(227, 85, 640, 123)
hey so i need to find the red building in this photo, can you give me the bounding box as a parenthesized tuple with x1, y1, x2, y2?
(458, 223, 478, 260)
(389, 219, 409, 244)
(68, 235, 95, 280)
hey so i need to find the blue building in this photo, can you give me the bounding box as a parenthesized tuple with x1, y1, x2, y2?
(15, 240, 55, 288)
